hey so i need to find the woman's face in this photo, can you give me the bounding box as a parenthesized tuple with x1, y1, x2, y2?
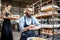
(8, 5, 11, 11)
(6, 5, 11, 11)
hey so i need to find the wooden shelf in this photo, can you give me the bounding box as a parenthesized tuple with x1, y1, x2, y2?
(41, 4, 59, 12)
(41, 31, 60, 35)
(49, 20, 60, 22)
(34, 14, 60, 18)
(38, 19, 60, 23)
(41, 29, 60, 35)
(41, 7, 57, 12)
(1, 15, 20, 20)
(42, 27, 53, 28)
(42, 25, 60, 28)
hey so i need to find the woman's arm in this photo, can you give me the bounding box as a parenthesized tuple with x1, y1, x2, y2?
(5, 8, 12, 15)
(1, 10, 6, 18)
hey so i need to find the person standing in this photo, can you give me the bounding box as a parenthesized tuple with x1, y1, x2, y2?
(1, 4, 13, 40)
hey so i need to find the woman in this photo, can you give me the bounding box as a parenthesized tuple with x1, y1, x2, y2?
(1, 4, 13, 40)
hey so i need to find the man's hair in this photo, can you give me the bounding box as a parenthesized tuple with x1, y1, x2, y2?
(24, 5, 33, 13)
(25, 5, 32, 8)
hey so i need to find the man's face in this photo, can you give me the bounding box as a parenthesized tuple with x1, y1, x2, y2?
(26, 8, 33, 17)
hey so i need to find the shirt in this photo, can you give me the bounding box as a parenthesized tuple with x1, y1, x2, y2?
(19, 16, 42, 33)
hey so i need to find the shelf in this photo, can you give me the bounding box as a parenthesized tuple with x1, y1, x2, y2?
(41, 5, 59, 12)
(49, 20, 60, 22)
(41, 28, 60, 35)
(42, 25, 60, 28)
(38, 19, 60, 22)
(0, 15, 20, 20)
(41, 7, 57, 12)
(34, 14, 60, 18)
(41, 31, 60, 35)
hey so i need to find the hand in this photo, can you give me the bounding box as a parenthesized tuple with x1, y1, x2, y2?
(29, 25, 35, 28)
(28, 25, 35, 30)
(28, 26, 33, 30)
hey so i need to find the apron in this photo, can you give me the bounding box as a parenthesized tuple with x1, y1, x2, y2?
(1, 12, 13, 40)
(20, 16, 36, 40)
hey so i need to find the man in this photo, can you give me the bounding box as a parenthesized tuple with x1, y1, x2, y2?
(19, 5, 42, 40)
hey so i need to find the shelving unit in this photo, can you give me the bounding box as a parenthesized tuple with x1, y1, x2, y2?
(32, 0, 60, 40)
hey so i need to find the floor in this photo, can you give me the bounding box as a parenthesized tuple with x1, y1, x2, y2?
(0, 31, 60, 40)
(0, 32, 21, 40)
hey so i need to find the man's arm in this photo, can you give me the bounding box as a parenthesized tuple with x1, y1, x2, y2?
(19, 17, 33, 32)
(19, 17, 28, 32)
(32, 17, 42, 30)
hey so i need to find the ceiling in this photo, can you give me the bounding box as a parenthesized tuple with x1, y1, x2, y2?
(12, 0, 39, 4)
(2, 0, 39, 4)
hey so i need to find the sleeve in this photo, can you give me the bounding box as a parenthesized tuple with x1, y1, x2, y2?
(19, 17, 24, 33)
(33, 17, 40, 26)
(33, 17, 43, 28)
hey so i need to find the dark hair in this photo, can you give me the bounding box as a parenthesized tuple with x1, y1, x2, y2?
(5, 4, 10, 7)
(6, 4, 9, 7)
